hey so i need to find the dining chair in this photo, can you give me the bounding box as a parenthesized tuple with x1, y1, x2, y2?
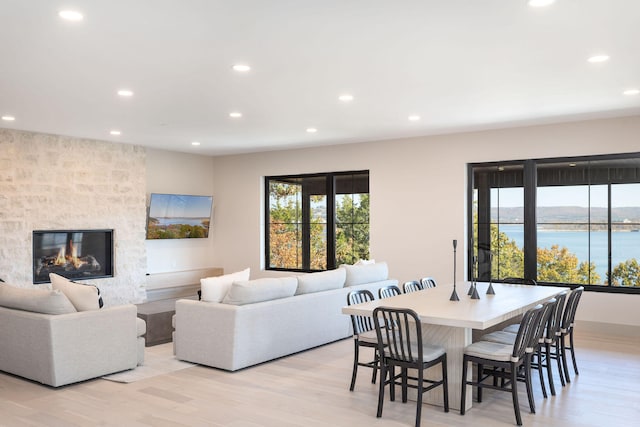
(461, 304, 544, 426)
(420, 277, 437, 288)
(373, 306, 448, 427)
(347, 290, 381, 391)
(482, 299, 557, 400)
(558, 286, 584, 383)
(403, 280, 424, 293)
(378, 285, 402, 299)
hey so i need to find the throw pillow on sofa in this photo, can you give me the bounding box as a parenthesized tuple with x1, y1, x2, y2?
(200, 268, 250, 302)
(295, 268, 346, 295)
(341, 261, 389, 286)
(0, 282, 77, 314)
(222, 277, 297, 305)
(50, 273, 101, 311)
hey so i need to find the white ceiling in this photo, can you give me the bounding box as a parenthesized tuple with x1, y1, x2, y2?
(1, 0, 639, 156)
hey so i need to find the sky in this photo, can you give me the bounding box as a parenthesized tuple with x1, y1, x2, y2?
(149, 194, 213, 218)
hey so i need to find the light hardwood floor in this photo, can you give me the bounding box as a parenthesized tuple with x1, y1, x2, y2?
(1, 329, 638, 427)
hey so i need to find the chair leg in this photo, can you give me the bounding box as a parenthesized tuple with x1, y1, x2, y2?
(376, 364, 386, 418)
(545, 343, 556, 396)
(561, 335, 571, 383)
(569, 329, 579, 375)
(554, 337, 566, 386)
(402, 367, 408, 403)
(525, 356, 536, 414)
(510, 363, 522, 426)
(460, 356, 468, 416)
(415, 367, 423, 427)
(442, 354, 449, 413)
(477, 363, 483, 403)
(371, 348, 378, 384)
(349, 339, 359, 391)
(536, 348, 547, 399)
(389, 365, 396, 402)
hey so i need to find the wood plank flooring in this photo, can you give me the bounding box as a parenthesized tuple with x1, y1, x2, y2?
(1, 329, 639, 426)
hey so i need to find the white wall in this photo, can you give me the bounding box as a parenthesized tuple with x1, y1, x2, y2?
(145, 148, 216, 274)
(211, 115, 640, 327)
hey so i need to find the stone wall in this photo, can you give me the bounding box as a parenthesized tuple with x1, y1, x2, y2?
(0, 128, 147, 305)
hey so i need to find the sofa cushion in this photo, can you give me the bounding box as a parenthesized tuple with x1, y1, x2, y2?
(222, 277, 298, 305)
(201, 268, 250, 302)
(0, 282, 77, 314)
(295, 268, 346, 295)
(50, 273, 101, 311)
(342, 262, 389, 287)
(355, 259, 376, 265)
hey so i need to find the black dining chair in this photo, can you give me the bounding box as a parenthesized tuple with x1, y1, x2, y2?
(347, 290, 381, 391)
(378, 284, 402, 299)
(558, 286, 584, 383)
(420, 277, 437, 288)
(461, 304, 544, 426)
(373, 306, 448, 427)
(403, 280, 424, 293)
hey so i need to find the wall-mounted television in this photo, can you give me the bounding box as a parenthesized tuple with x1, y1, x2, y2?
(146, 193, 213, 239)
(33, 229, 114, 284)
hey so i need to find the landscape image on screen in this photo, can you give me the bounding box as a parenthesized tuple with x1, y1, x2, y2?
(146, 194, 213, 239)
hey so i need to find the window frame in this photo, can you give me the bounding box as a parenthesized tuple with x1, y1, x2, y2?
(468, 152, 640, 294)
(265, 170, 369, 272)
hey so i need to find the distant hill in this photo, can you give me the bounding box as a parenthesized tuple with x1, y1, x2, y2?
(492, 206, 640, 224)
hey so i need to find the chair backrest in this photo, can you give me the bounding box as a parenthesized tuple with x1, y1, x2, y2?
(533, 298, 557, 346)
(403, 280, 424, 293)
(547, 291, 567, 340)
(378, 285, 401, 299)
(510, 304, 544, 360)
(373, 306, 423, 363)
(503, 277, 538, 285)
(347, 290, 376, 335)
(561, 286, 584, 333)
(420, 277, 437, 288)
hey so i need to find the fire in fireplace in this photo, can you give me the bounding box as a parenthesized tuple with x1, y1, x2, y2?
(32, 229, 114, 284)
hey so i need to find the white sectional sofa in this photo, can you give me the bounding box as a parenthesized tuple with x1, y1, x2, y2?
(0, 280, 145, 387)
(174, 262, 397, 371)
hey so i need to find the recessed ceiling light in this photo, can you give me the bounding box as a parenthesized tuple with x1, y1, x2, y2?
(232, 64, 251, 72)
(117, 89, 134, 97)
(229, 112, 242, 118)
(306, 128, 317, 133)
(587, 54, 610, 63)
(191, 141, 201, 146)
(338, 94, 354, 102)
(110, 130, 121, 136)
(1, 115, 15, 121)
(408, 115, 421, 121)
(58, 10, 83, 21)
(528, 0, 555, 7)
(623, 89, 640, 96)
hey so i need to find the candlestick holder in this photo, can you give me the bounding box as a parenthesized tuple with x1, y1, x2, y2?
(449, 239, 460, 301)
(469, 255, 480, 299)
(486, 252, 496, 295)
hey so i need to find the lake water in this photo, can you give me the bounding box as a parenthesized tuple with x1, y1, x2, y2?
(499, 224, 640, 280)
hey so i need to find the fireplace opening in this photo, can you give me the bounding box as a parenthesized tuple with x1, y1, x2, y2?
(32, 229, 114, 284)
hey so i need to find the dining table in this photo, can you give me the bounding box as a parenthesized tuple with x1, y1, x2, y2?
(341, 282, 569, 411)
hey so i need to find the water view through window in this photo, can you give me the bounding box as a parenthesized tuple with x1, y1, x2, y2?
(470, 155, 640, 290)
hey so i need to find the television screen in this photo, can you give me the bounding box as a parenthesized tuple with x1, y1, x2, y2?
(33, 229, 114, 284)
(146, 193, 213, 239)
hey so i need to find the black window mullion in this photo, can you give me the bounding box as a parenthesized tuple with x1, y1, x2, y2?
(301, 182, 311, 270)
(327, 175, 336, 270)
(523, 160, 537, 282)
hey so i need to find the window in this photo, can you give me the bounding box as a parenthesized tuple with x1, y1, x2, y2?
(266, 171, 369, 272)
(469, 153, 640, 293)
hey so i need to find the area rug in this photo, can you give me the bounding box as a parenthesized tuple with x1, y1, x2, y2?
(101, 342, 195, 383)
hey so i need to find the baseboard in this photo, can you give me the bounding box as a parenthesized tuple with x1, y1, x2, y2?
(576, 320, 640, 338)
